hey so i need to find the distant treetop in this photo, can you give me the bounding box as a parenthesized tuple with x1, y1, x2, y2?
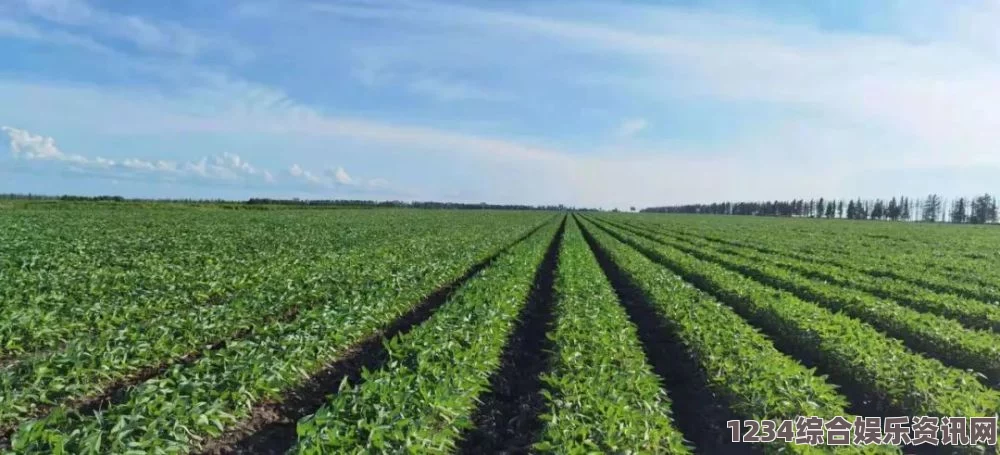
(641, 194, 999, 224)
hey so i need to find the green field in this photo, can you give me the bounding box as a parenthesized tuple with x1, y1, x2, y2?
(2, 205, 999, 453)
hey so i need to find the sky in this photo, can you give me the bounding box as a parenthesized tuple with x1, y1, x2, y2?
(3, 0, 1000, 209)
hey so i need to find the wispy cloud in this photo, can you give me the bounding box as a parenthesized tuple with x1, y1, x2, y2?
(615, 118, 648, 138)
(0, 17, 114, 54)
(11, 0, 252, 61)
(439, 2, 1000, 158)
(0, 77, 566, 164)
(350, 54, 508, 102)
(407, 76, 509, 102)
(342, 2, 1000, 169)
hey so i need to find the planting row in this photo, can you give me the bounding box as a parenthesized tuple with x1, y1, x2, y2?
(7, 213, 555, 453)
(578, 218, 890, 454)
(0, 210, 541, 360)
(294, 219, 564, 452)
(631, 220, 1000, 333)
(584, 216, 1000, 423)
(535, 218, 689, 453)
(603, 219, 1000, 384)
(618, 214, 1000, 303)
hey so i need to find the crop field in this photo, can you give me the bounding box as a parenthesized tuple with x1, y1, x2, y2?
(2, 204, 1000, 453)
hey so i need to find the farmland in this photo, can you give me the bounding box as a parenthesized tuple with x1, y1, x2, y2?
(2, 204, 1000, 453)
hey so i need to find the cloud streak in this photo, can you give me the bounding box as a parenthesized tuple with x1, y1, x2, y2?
(0, 76, 568, 165)
(349, 54, 509, 103)
(615, 118, 648, 138)
(11, 0, 252, 61)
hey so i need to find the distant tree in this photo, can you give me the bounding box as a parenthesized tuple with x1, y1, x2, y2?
(825, 200, 836, 218)
(923, 194, 942, 222)
(816, 198, 825, 218)
(871, 199, 885, 220)
(887, 197, 899, 221)
(899, 196, 910, 221)
(951, 197, 968, 223)
(858, 198, 869, 220)
(630, 206, 636, 212)
(969, 193, 997, 224)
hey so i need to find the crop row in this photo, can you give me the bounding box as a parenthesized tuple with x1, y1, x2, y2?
(584, 216, 1000, 423)
(625, 219, 1000, 333)
(603, 219, 1000, 384)
(626, 215, 1000, 304)
(0, 210, 431, 360)
(577, 218, 888, 454)
(8, 215, 556, 453)
(293, 218, 563, 453)
(534, 218, 689, 453)
(0, 217, 542, 436)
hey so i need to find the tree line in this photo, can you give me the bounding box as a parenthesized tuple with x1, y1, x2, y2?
(0, 194, 597, 212)
(642, 194, 1000, 224)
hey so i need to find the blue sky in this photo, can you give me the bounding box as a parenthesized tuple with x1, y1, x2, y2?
(3, 0, 1000, 208)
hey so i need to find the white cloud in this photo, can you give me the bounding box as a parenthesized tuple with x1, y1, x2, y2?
(0, 126, 112, 170)
(288, 164, 326, 185)
(615, 118, 648, 138)
(211, 152, 262, 180)
(2, 126, 67, 160)
(122, 158, 156, 171)
(155, 160, 178, 172)
(3, 125, 275, 185)
(222, 152, 253, 172)
(332, 166, 352, 185)
(288, 164, 388, 190)
(185, 157, 208, 177)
